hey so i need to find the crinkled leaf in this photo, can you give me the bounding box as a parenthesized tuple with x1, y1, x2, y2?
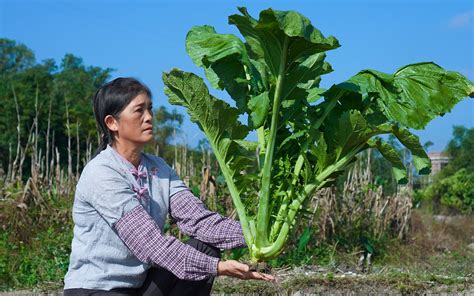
(234, 139, 258, 152)
(186, 26, 247, 68)
(228, 6, 339, 109)
(368, 138, 408, 184)
(347, 62, 474, 129)
(248, 91, 270, 128)
(323, 110, 369, 160)
(253, 8, 340, 70)
(186, 25, 253, 112)
(306, 87, 326, 103)
(309, 131, 327, 174)
(392, 127, 431, 175)
(282, 53, 333, 101)
(163, 69, 253, 193)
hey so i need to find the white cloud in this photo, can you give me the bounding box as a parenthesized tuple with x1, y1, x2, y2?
(448, 10, 474, 29)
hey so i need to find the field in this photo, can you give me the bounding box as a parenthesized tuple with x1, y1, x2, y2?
(1, 169, 473, 295)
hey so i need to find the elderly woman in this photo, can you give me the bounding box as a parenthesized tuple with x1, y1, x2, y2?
(63, 78, 274, 296)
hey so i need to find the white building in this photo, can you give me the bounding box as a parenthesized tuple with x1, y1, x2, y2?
(428, 152, 450, 175)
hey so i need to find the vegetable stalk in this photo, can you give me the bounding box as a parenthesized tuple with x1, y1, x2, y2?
(255, 36, 289, 249)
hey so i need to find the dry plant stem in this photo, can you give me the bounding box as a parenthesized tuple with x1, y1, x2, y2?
(45, 95, 53, 183)
(11, 85, 21, 182)
(49, 130, 55, 188)
(19, 113, 36, 181)
(311, 151, 413, 242)
(7, 142, 13, 182)
(84, 136, 92, 166)
(55, 147, 61, 191)
(32, 85, 39, 183)
(76, 121, 80, 180)
(65, 96, 73, 183)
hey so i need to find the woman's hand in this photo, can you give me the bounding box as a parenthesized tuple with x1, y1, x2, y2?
(217, 260, 275, 282)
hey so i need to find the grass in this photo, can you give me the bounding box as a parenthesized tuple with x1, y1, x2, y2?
(0, 224, 73, 291)
(0, 182, 74, 291)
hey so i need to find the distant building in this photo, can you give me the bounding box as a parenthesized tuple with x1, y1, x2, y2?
(428, 151, 450, 175)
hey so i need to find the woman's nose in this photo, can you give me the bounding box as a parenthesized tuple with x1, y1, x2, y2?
(144, 109, 153, 122)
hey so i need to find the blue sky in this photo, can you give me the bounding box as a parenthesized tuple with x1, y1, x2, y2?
(1, 0, 473, 151)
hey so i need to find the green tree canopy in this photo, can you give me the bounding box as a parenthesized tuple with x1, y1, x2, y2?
(0, 38, 112, 177)
(421, 126, 474, 214)
(150, 106, 183, 160)
(442, 126, 474, 177)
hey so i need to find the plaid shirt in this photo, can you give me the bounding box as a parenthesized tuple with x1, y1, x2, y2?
(64, 145, 246, 290)
(115, 189, 246, 281)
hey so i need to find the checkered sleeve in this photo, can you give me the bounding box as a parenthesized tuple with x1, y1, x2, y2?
(114, 205, 219, 281)
(169, 190, 247, 250)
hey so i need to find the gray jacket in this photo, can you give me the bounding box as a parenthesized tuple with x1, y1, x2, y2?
(63, 145, 187, 290)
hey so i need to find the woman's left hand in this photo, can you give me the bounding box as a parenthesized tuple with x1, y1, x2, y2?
(217, 260, 275, 282)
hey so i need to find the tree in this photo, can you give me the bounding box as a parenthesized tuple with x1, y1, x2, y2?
(152, 106, 183, 160)
(0, 39, 35, 75)
(54, 54, 113, 167)
(421, 126, 474, 213)
(442, 126, 474, 177)
(0, 38, 112, 178)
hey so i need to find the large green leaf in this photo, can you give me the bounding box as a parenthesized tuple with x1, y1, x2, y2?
(392, 126, 431, 175)
(228, 7, 339, 128)
(321, 109, 391, 162)
(368, 138, 408, 184)
(322, 110, 364, 161)
(282, 52, 332, 100)
(187, 8, 341, 132)
(319, 63, 472, 179)
(229, 7, 339, 77)
(162, 69, 254, 194)
(347, 62, 474, 129)
(248, 91, 270, 128)
(186, 25, 253, 112)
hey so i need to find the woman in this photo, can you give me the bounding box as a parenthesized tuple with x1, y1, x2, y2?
(63, 78, 274, 295)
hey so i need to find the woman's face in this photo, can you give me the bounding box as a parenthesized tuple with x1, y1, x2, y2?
(105, 93, 154, 148)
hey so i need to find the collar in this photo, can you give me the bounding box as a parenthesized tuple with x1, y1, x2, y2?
(107, 145, 147, 179)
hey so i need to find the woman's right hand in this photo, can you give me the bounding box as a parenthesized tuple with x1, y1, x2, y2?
(217, 260, 275, 282)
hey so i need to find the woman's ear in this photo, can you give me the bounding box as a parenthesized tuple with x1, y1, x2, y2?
(104, 115, 119, 132)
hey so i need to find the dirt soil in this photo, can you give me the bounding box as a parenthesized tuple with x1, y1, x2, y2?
(3, 265, 471, 296)
(211, 265, 473, 295)
(2, 211, 473, 295)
